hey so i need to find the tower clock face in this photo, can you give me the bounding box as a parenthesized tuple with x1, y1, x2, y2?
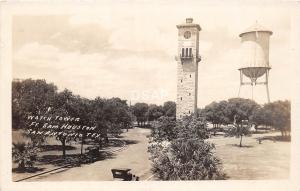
(184, 31, 191, 39)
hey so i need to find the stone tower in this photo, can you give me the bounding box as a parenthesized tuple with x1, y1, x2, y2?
(176, 18, 201, 119)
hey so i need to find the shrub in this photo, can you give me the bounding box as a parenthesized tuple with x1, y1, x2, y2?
(12, 142, 38, 170)
(149, 116, 226, 180)
(149, 116, 176, 143)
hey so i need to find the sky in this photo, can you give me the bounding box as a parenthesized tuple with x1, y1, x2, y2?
(12, 1, 293, 108)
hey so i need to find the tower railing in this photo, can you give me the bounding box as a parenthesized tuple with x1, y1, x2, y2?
(180, 54, 193, 60)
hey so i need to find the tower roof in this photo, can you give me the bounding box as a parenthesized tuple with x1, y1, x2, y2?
(239, 22, 273, 37)
(176, 18, 201, 31)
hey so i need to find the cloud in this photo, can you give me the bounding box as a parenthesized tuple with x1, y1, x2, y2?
(13, 15, 111, 54)
(13, 42, 176, 105)
(13, 15, 70, 50)
(12, 3, 292, 107)
(46, 24, 111, 53)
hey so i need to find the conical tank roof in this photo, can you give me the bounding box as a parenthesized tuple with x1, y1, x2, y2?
(239, 22, 273, 37)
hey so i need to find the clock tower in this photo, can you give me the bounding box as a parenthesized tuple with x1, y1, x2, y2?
(176, 18, 201, 119)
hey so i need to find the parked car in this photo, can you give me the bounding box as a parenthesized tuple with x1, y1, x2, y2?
(111, 168, 139, 181)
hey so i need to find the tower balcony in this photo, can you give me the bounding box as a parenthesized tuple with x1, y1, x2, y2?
(175, 54, 201, 62)
(180, 54, 194, 60)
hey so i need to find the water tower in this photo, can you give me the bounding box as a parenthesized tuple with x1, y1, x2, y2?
(238, 22, 273, 103)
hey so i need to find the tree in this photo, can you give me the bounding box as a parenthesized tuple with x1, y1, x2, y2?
(250, 100, 291, 136)
(203, 101, 230, 135)
(197, 108, 206, 118)
(217, 100, 231, 125)
(264, 100, 291, 137)
(92, 97, 133, 147)
(146, 104, 164, 122)
(203, 102, 219, 127)
(204, 101, 230, 126)
(226, 120, 252, 147)
(12, 79, 57, 145)
(92, 97, 108, 147)
(53, 89, 76, 158)
(12, 78, 134, 160)
(149, 116, 225, 180)
(226, 98, 260, 124)
(103, 98, 133, 135)
(131, 103, 149, 127)
(71, 97, 94, 155)
(163, 101, 176, 117)
(250, 106, 272, 130)
(222, 98, 259, 147)
(12, 79, 57, 119)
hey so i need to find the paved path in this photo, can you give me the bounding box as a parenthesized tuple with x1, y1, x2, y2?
(28, 128, 152, 181)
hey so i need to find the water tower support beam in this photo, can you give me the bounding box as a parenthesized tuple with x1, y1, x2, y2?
(238, 70, 242, 97)
(238, 68, 271, 102)
(265, 69, 270, 103)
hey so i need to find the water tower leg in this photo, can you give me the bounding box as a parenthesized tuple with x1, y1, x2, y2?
(266, 84, 270, 103)
(238, 85, 241, 97)
(238, 70, 242, 97)
(265, 70, 270, 103)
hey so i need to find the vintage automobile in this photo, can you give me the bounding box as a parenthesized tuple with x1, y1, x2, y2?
(111, 168, 139, 181)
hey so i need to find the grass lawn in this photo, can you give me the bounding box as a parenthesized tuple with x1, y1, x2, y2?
(210, 131, 290, 180)
(12, 129, 290, 181)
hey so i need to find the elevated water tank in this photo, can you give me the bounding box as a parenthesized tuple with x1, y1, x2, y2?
(239, 22, 272, 83)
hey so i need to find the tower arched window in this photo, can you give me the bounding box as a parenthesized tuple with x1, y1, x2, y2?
(182, 48, 185, 57)
(180, 97, 182, 101)
(186, 48, 189, 57)
(189, 48, 192, 57)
